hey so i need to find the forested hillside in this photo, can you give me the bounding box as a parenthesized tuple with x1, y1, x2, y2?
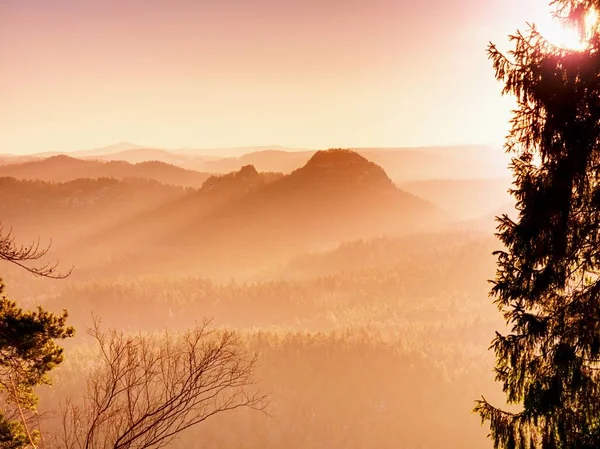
(0, 148, 511, 449)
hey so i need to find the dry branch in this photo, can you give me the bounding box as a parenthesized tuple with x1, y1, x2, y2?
(0, 224, 72, 279)
(57, 320, 267, 449)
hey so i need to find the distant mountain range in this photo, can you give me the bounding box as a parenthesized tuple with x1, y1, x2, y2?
(23, 142, 309, 159)
(0, 155, 211, 188)
(175, 149, 445, 251)
(90, 150, 448, 278)
(0, 176, 186, 249)
(185, 145, 511, 181)
(0, 149, 450, 279)
(0, 146, 514, 250)
(0, 142, 510, 182)
(32, 141, 150, 158)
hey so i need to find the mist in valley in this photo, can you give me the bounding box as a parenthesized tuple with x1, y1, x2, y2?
(0, 145, 513, 448)
(1, 0, 554, 447)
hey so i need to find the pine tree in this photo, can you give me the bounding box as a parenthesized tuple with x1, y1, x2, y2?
(0, 280, 74, 448)
(474, 1, 600, 448)
(0, 228, 73, 448)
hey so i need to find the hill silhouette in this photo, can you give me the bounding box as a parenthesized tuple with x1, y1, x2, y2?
(159, 149, 448, 276)
(0, 177, 185, 248)
(0, 150, 449, 280)
(77, 164, 286, 257)
(289, 148, 394, 189)
(184, 146, 509, 181)
(200, 164, 283, 195)
(89, 148, 196, 165)
(0, 155, 210, 188)
(5, 144, 510, 182)
(193, 150, 315, 174)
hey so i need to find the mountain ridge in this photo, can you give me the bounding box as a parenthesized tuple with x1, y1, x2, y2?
(18, 149, 451, 279)
(1, 143, 510, 182)
(0, 155, 211, 188)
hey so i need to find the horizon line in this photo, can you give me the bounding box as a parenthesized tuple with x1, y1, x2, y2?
(7, 140, 505, 157)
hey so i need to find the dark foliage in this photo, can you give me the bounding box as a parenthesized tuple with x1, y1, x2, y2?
(0, 227, 74, 448)
(475, 1, 600, 448)
(0, 280, 73, 448)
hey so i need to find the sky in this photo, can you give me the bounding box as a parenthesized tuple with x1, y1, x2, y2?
(0, 0, 565, 154)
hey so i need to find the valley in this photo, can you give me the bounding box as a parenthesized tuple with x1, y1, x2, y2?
(0, 144, 510, 449)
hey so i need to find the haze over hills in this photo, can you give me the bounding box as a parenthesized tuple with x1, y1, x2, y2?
(31, 141, 154, 158)
(189, 150, 316, 174)
(0, 143, 515, 283)
(32, 224, 502, 449)
(90, 148, 199, 165)
(74, 164, 288, 265)
(0, 143, 510, 182)
(0, 177, 186, 245)
(0, 155, 211, 188)
(171, 149, 447, 257)
(356, 145, 510, 181)
(20, 142, 309, 160)
(0, 144, 509, 449)
(0, 154, 42, 165)
(399, 178, 513, 220)
(184, 145, 510, 181)
(0, 149, 449, 280)
(0, 144, 514, 226)
(2, 0, 540, 444)
(108, 150, 448, 279)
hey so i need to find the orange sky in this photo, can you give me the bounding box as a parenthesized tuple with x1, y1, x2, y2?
(0, 0, 560, 154)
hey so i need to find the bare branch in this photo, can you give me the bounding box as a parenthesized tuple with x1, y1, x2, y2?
(56, 321, 267, 449)
(0, 223, 72, 279)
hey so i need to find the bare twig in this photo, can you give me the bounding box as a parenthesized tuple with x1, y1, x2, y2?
(0, 224, 72, 279)
(57, 320, 267, 449)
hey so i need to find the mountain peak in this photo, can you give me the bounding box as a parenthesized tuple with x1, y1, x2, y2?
(200, 164, 264, 195)
(305, 149, 370, 167)
(238, 164, 259, 178)
(44, 154, 86, 164)
(297, 149, 393, 189)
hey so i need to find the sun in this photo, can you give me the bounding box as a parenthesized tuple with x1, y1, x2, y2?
(535, 8, 598, 50)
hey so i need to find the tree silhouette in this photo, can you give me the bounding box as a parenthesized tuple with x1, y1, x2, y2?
(0, 224, 74, 448)
(0, 283, 73, 448)
(475, 1, 600, 448)
(57, 319, 266, 449)
(0, 224, 71, 279)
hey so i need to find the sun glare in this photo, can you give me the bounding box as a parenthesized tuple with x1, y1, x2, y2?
(536, 8, 598, 50)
